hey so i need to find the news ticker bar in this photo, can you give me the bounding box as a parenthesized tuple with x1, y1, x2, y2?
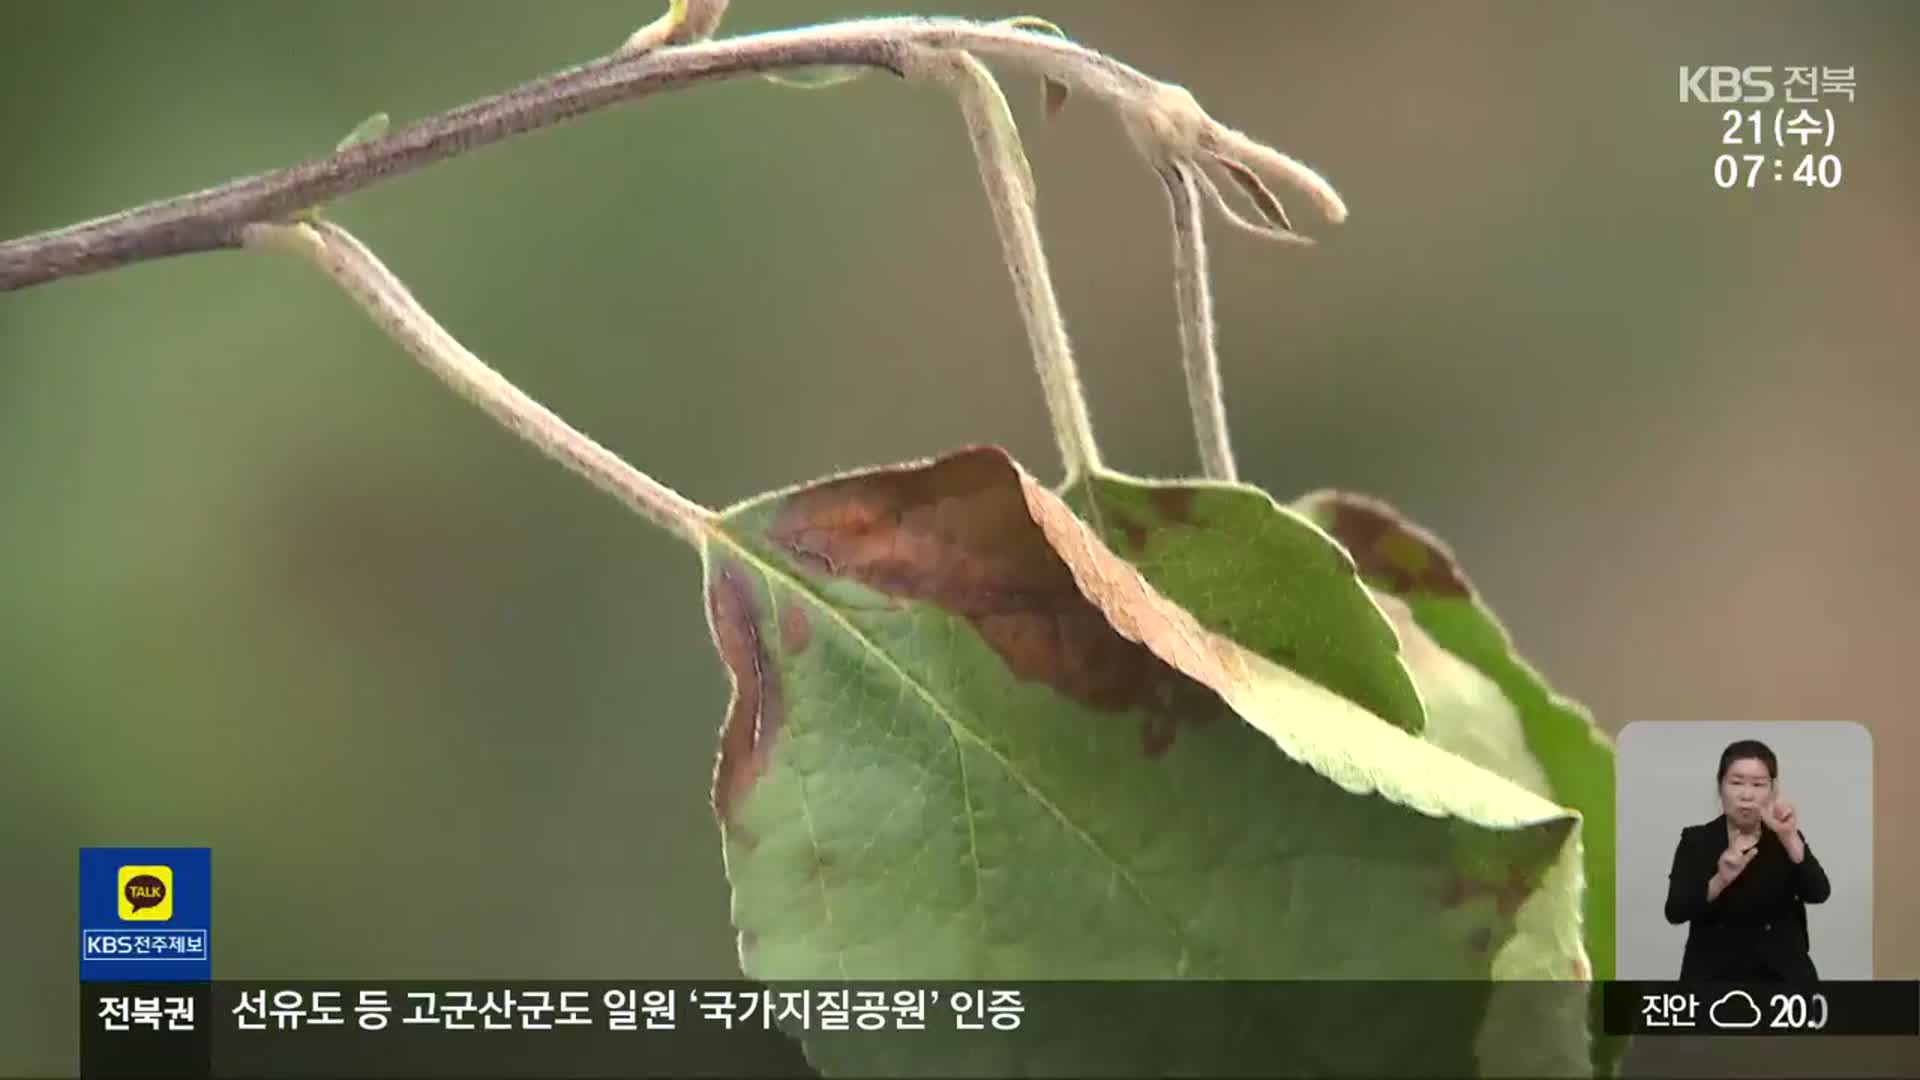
(80, 980, 1919, 1080)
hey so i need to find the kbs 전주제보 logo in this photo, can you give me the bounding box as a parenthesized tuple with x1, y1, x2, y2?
(79, 847, 212, 982)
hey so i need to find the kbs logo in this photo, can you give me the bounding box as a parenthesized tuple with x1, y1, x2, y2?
(80, 847, 211, 982)
(1680, 66, 1775, 103)
(117, 864, 173, 921)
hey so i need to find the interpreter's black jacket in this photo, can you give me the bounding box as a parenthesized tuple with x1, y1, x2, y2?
(1664, 814, 1831, 981)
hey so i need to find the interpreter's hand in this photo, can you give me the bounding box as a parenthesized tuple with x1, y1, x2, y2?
(1764, 797, 1799, 837)
(1765, 796, 1809, 861)
(1715, 839, 1760, 887)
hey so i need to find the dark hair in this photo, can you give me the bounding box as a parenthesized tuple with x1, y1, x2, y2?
(1717, 739, 1778, 782)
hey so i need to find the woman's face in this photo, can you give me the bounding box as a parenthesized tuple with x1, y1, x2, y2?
(1720, 757, 1775, 827)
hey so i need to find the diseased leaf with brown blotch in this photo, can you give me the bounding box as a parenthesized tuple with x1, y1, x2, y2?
(1053, 470, 1596, 1074)
(698, 445, 1583, 1076)
(1295, 490, 1624, 1075)
(1057, 471, 1427, 736)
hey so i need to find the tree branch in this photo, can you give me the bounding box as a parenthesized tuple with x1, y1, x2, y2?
(1, 15, 1342, 293)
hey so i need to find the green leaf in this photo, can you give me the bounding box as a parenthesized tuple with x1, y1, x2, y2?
(1291, 491, 1615, 976)
(701, 446, 1581, 1076)
(334, 112, 390, 153)
(1294, 490, 1624, 1073)
(1043, 467, 1606, 1070)
(1058, 471, 1426, 735)
(292, 112, 392, 222)
(1055, 470, 1597, 1072)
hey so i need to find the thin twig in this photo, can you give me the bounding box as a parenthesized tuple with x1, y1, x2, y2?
(0, 16, 1342, 293)
(1158, 161, 1235, 482)
(910, 47, 1100, 482)
(244, 220, 716, 548)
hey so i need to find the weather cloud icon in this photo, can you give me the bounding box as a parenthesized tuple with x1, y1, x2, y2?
(1709, 990, 1763, 1029)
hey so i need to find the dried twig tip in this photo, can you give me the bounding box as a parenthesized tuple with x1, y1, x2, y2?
(1206, 125, 1348, 226)
(1122, 79, 1346, 237)
(1208, 153, 1294, 233)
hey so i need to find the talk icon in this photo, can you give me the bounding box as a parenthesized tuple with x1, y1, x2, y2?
(117, 864, 174, 921)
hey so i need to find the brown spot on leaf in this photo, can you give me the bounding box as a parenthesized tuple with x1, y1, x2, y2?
(764, 448, 1228, 758)
(1143, 674, 1221, 758)
(1309, 492, 1472, 598)
(1440, 866, 1538, 919)
(1495, 869, 1535, 918)
(1149, 487, 1196, 525)
(707, 562, 783, 826)
(1468, 926, 1493, 954)
(1110, 513, 1148, 552)
(1142, 713, 1176, 758)
(780, 603, 811, 655)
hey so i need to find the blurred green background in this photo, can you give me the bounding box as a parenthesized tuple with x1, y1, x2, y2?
(3, 2, 1915, 1076)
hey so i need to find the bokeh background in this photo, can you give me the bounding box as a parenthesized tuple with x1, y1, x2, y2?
(2, 2, 1915, 1076)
